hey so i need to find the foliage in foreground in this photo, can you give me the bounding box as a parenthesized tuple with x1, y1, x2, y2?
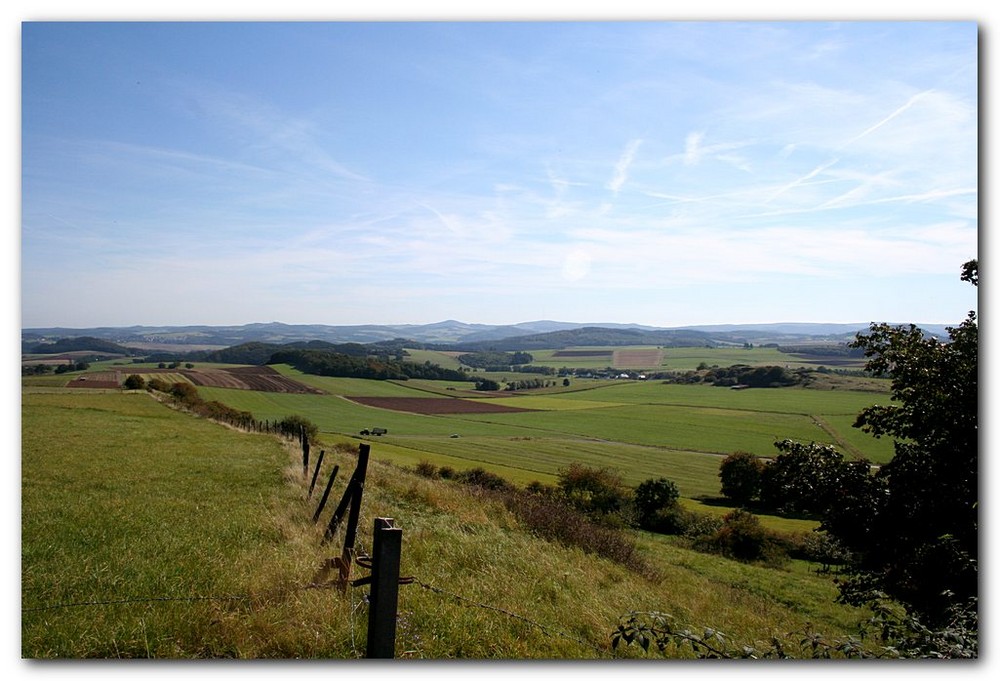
(612, 594, 977, 659)
(830, 261, 978, 625)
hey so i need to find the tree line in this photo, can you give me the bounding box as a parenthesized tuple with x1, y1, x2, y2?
(714, 260, 977, 636)
(268, 348, 471, 382)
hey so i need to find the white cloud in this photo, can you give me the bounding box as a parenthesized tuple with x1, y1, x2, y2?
(683, 132, 704, 166)
(607, 138, 643, 195)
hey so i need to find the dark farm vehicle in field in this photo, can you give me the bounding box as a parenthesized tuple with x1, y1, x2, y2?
(360, 427, 388, 436)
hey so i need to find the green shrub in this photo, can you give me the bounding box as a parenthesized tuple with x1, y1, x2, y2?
(454, 467, 513, 492)
(146, 377, 171, 392)
(692, 509, 788, 566)
(557, 463, 632, 524)
(499, 489, 656, 579)
(276, 414, 319, 443)
(169, 381, 200, 405)
(415, 461, 439, 478)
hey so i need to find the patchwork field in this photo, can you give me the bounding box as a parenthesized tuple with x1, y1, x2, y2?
(33, 348, 893, 511)
(190, 364, 894, 506)
(66, 365, 324, 395)
(182, 366, 324, 394)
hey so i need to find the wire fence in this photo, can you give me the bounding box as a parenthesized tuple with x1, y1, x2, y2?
(23, 574, 611, 658)
(24, 431, 613, 658)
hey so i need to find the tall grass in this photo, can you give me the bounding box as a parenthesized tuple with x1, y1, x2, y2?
(22, 388, 870, 658)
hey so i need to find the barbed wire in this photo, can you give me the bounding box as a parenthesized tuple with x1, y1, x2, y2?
(22, 592, 259, 612)
(411, 578, 610, 657)
(23, 573, 611, 658)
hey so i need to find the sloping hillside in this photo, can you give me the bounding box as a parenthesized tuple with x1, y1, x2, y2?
(22, 388, 871, 658)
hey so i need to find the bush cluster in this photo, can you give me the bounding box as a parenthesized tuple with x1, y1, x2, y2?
(144, 378, 319, 441)
(414, 459, 821, 570)
(411, 461, 655, 578)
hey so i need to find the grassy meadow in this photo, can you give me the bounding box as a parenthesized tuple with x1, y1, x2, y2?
(194, 364, 894, 495)
(22, 387, 874, 658)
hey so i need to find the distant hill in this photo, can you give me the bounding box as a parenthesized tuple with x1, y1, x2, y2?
(22, 319, 951, 352)
(441, 326, 717, 352)
(27, 336, 134, 356)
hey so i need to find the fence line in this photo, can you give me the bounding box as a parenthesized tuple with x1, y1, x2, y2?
(25, 428, 610, 657)
(410, 578, 608, 656)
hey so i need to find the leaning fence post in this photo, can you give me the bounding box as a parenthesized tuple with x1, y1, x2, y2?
(308, 449, 326, 498)
(366, 518, 402, 659)
(312, 464, 340, 523)
(324, 443, 371, 542)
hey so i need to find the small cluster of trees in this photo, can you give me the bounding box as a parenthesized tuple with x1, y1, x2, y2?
(156, 361, 194, 369)
(718, 442, 872, 516)
(504, 377, 558, 391)
(22, 361, 91, 375)
(456, 351, 533, 370)
(671, 364, 802, 388)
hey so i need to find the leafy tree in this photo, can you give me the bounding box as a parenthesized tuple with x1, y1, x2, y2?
(758, 440, 865, 516)
(829, 260, 978, 626)
(718, 450, 764, 506)
(122, 374, 146, 390)
(633, 477, 679, 530)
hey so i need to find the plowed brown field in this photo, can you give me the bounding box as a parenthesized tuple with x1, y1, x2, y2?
(181, 367, 324, 394)
(66, 371, 120, 389)
(612, 348, 663, 368)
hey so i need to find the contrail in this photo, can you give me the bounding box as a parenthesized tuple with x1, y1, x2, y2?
(842, 89, 933, 148)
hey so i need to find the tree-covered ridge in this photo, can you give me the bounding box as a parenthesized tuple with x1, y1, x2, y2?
(267, 348, 471, 382)
(29, 336, 134, 356)
(196, 340, 373, 365)
(446, 327, 716, 352)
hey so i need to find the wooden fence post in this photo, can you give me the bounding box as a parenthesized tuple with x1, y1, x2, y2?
(312, 464, 339, 523)
(302, 426, 310, 477)
(308, 449, 326, 498)
(366, 517, 402, 659)
(324, 443, 370, 542)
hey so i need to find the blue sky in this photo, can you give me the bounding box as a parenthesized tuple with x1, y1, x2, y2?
(20, 19, 978, 329)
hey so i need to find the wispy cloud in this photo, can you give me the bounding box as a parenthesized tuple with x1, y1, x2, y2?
(607, 138, 642, 195)
(764, 158, 841, 204)
(683, 132, 704, 165)
(21, 22, 977, 327)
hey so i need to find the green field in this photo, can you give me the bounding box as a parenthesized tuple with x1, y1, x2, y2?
(188, 363, 894, 509)
(526, 345, 864, 371)
(33, 352, 893, 510)
(22, 387, 873, 658)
